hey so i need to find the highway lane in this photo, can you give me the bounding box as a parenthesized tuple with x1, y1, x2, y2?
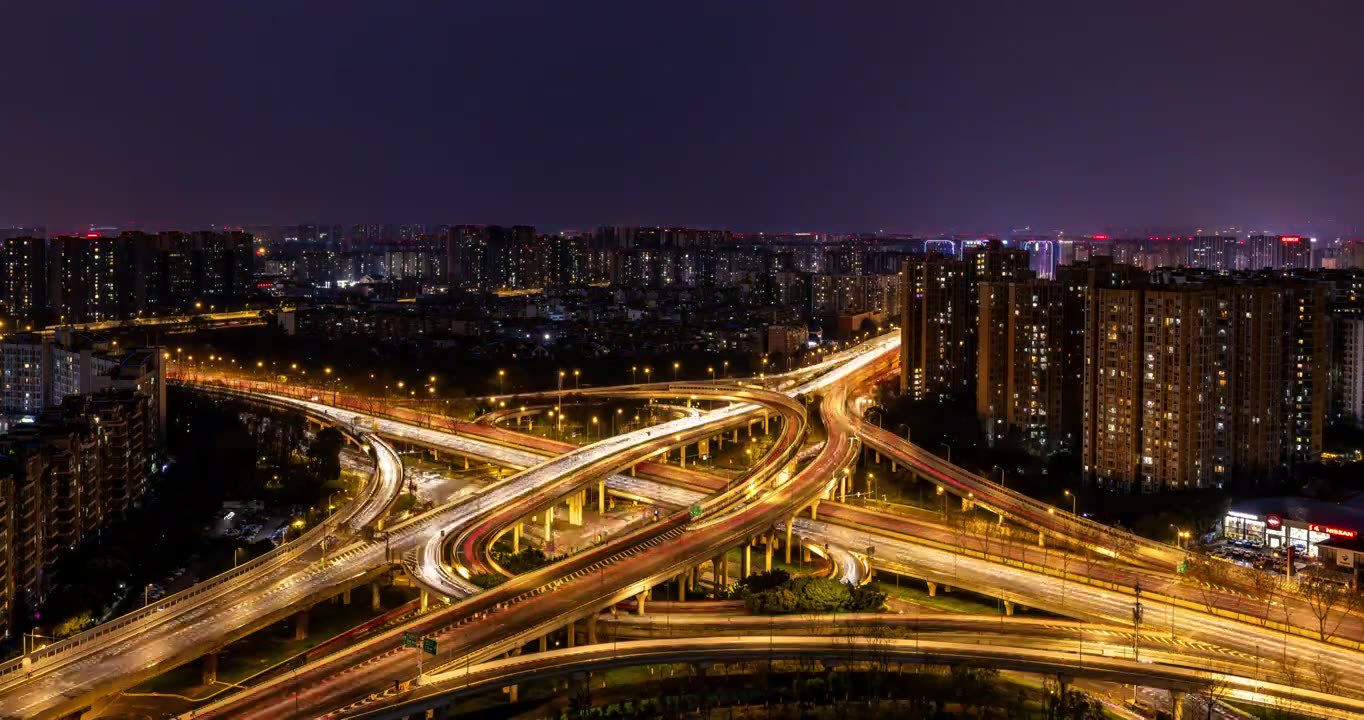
(181, 333, 897, 719)
(816, 501, 1364, 649)
(802, 516, 1364, 698)
(846, 392, 1181, 570)
(0, 429, 403, 720)
(353, 636, 1364, 720)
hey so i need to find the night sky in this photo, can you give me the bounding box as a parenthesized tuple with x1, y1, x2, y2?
(2, 2, 1362, 235)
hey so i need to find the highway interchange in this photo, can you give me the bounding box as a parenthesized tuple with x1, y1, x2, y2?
(3, 330, 1364, 719)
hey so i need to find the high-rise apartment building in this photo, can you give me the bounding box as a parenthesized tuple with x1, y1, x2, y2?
(1082, 286, 1146, 489)
(2, 237, 48, 327)
(900, 254, 969, 400)
(976, 279, 1066, 454)
(1139, 287, 1220, 490)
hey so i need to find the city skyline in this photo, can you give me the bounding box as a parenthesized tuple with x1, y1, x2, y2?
(3, 3, 1363, 234)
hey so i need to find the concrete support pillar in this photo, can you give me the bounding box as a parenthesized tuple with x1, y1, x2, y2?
(875, 450, 881, 464)
(810, 500, 819, 521)
(1038, 529, 1046, 548)
(566, 619, 576, 648)
(711, 555, 725, 595)
(802, 543, 811, 562)
(544, 507, 554, 542)
(733, 429, 739, 442)
(293, 609, 310, 640)
(506, 685, 519, 702)
(587, 613, 598, 644)
(630, 464, 636, 477)
(677, 573, 687, 601)
(1003, 600, 1015, 616)
(785, 521, 794, 564)
(635, 591, 647, 616)
(1170, 690, 1185, 720)
(539, 635, 548, 652)
(891, 461, 897, 473)
(927, 581, 937, 597)
(341, 587, 351, 605)
(513, 523, 522, 554)
(763, 414, 769, 434)
(598, 480, 606, 514)
(679, 444, 686, 468)
(371, 581, 382, 611)
(765, 532, 774, 572)
(742, 544, 752, 578)
(463, 456, 470, 470)
(420, 591, 430, 612)
(202, 651, 218, 685)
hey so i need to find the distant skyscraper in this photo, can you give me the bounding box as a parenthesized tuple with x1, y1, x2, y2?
(2, 237, 48, 327)
(976, 279, 1066, 454)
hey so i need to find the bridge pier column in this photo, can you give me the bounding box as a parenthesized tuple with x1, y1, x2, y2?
(733, 429, 739, 442)
(507, 684, 519, 703)
(463, 456, 469, 470)
(513, 523, 522, 553)
(765, 533, 774, 572)
(420, 591, 430, 612)
(875, 450, 881, 464)
(763, 414, 769, 434)
(598, 480, 606, 514)
(566, 619, 576, 648)
(711, 555, 725, 595)
(342, 587, 351, 605)
(293, 609, 310, 640)
(629, 464, 636, 477)
(742, 544, 752, 578)
(802, 543, 811, 562)
(679, 444, 686, 468)
(677, 573, 687, 601)
(785, 521, 794, 564)
(809, 500, 819, 521)
(1170, 690, 1186, 720)
(202, 650, 219, 685)
(926, 581, 937, 597)
(891, 460, 897, 473)
(544, 508, 554, 543)
(539, 635, 548, 652)
(371, 581, 382, 611)
(587, 613, 598, 644)
(635, 591, 647, 616)
(1003, 600, 1014, 616)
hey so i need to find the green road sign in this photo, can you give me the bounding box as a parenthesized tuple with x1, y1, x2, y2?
(423, 638, 437, 655)
(689, 503, 703, 518)
(403, 631, 418, 648)
(1177, 560, 1188, 574)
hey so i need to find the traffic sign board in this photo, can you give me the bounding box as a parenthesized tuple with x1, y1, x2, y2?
(423, 638, 437, 655)
(403, 631, 418, 648)
(689, 503, 703, 518)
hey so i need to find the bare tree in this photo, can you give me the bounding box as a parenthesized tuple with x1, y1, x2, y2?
(1182, 555, 1233, 616)
(1298, 577, 1360, 642)
(1194, 673, 1232, 720)
(1249, 568, 1285, 627)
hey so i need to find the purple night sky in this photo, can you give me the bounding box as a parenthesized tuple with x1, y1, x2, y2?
(2, 1, 1362, 236)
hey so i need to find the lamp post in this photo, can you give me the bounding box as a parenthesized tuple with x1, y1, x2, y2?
(631, 365, 638, 384)
(574, 369, 581, 390)
(557, 370, 565, 413)
(1064, 489, 1077, 516)
(938, 443, 952, 464)
(498, 369, 505, 395)
(723, 360, 729, 379)
(614, 407, 622, 435)
(672, 362, 680, 383)
(592, 416, 599, 440)
(992, 465, 1006, 488)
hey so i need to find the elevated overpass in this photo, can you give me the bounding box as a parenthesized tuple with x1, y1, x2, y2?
(348, 635, 1364, 720)
(177, 333, 897, 719)
(0, 400, 404, 720)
